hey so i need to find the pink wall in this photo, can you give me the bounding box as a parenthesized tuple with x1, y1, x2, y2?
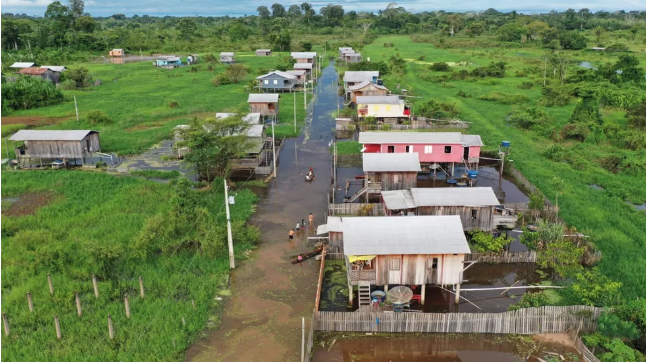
(362, 143, 480, 163)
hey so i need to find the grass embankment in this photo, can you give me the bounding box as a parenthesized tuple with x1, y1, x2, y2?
(130, 169, 181, 179)
(1, 171, 259, 361)
(1, 49, 323, 156)
(360, 35, 646, 298)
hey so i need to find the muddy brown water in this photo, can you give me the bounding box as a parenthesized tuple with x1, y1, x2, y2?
(184, 62, 342, 362)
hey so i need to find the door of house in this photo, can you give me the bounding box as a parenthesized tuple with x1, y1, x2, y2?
(426, 257, 438, 284)
(463, 147, 470, 160)
(388, 257, 401, 284)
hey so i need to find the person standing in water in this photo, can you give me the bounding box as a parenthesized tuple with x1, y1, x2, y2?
(308, 213, 314, 227)
(289, 229, 295, 240)
(296, 221, 301, 234)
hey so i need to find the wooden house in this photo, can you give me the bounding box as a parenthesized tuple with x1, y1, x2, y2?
(256, 71, 297, 92)
(348, 81, 388, 103)
(356, 96, 410, 121)
(343, 52, 362, 63)
(154, 56, 182, 68)
(18, 67, 60, 83)
(9, 62, 36, 69)
(359, 132, 484, 173)
(248, 94, 279, 118)
(109, 49, 123, 57)
(290, 52, 317, 64)
(343, 71, 380, 97)
(318, 215, 470, 293)
(363, 152, 420, 192)
(187, 54, 198, 65)
(293, 63, 313, 76)
(220, 52, 235, 63)
(10, 130, 100, 164)
(339, 47, 353, 57)
(381, 187, 517, 231)
(285, 70, 306, 85)
(256, 49, 272, 56)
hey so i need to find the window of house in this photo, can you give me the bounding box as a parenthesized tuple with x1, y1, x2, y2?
(387, 146, 395, 153)
(427, 257, 438, 269)
(386, 105, 392, 111)
(424, 146, 433, 154)
(444, 146, 452, 154)
(389, 258, 401, 271)
(264, 80, 269, 84)
(374, 105, 380, 111)
(273, 80, 278, 85)
(406, 145, 413, 153)
(471, 209, 478, 219)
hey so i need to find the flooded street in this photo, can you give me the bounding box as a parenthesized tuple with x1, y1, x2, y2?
(185, 62, 342, 362)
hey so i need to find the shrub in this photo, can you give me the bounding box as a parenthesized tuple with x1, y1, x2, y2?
(383, 42, 394, 47)
(562, 123, 591, 141)
(87, 110, 112, 124)
(469, 230, 511, 252)
(203, 53, 216, 62)
(619, 130, 646, 150)
(1, 76, 64, 110)
(429, 62, 451, 72)
(167, 99, 179, 108)
(518, 81, 534, 89)
(63, 67, 93, 88)
(188, 66, 200, 73)
(301, 41, 312, 51)
(605, 43, 630, 53)
(542, 144, 567, 161)
(539, 86, 571, 107)
(470, 62, 506, 78)
(508, 106, 552, 129)
(478, 79, 499, 85)
(417, 55, 426, 61)
(59, 79, 77, 90)
(210, 74, 231, 86)
(416, 99, 459, 119)
(515, 70, 527, 77)
(478, 92, 529, 104)
(456, 90, 471, 98)
(508, 292, 548, 311)
(224, 64, 249, 83)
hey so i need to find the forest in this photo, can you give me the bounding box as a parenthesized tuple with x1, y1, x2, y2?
(2, 1, 646, 361)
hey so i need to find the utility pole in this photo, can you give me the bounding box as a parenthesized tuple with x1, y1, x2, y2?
(224, 179, 235, 269)
(74, 96, 79, 122)
(293, 92, 296, 133)
(271, 121, 277, 178)
(304, 78, 307, 110)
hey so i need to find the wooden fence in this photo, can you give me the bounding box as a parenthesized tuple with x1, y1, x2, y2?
(465, 251, 537, 263)
(328, 203, 384, 216)
(570, 329, 602, 362)
(315, 306, 603, 334)
(304, 312, 316, 362)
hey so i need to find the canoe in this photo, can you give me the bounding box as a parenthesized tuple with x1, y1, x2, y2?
(291, 248, 323, 264)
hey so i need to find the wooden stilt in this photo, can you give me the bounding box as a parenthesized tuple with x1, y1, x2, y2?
(421, 284, 426, 305)
(455, 283, 461, 304)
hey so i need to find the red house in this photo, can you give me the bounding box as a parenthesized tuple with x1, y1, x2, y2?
(358, 132, 483, 175)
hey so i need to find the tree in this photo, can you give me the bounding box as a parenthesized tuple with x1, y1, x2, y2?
(598, 312, 640, 341)
(614, 55, 645, 84)
(629, 26, 640, 42)
(538, 238, 583, 278)
(569, 94, 602, 126)
(177, 18, 197, 41)
(224, 64, 249, 83)
(300, 2, 315, 23)
(571, 268, 622, 306)
(287, 5, 302, 20)
(358, 19, 373, 35)
(257, 6, 270, 19)
(526, 21, 549, 41)
(64, 66, 92, 87)
(498, 23, 524, 42)
(320, 4, 345, 27)
(271, 3, 286, 18)
(594, 26, 604, 44)
(466, 22, 485, 37)
(67, 0, 84, 18)
(75, 16, 96, 32)
(469, 230, 511, 252)
(626, 101, 646, 129)
(269, 31, 291, 51)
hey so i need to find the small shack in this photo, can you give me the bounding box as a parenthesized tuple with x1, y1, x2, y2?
(248, 94, 279, 119)
(363, 152, 420, 192)
(109, 49, 123, 57)
(10, 130, 100, 164)
(380, 187, 516, 231)
(40, 66, 67, 73)
(18, 67, 60, 83)
(293, 63, 313, 76)
(220, 52, 235, 63)
(338, 47, 353, 57)
(187, 54, 198, 65)
(318, 215, 470, 298)
(154, 56, 182, 68)
(290, 52, 317, 64)
(348, 81, 388, 103)
(10, 62, 36, 69)
(356, 95, 410, 121)
(256, 71, 296, 92)
(256, 49, 272, 56)
(285, 70, 306, 85)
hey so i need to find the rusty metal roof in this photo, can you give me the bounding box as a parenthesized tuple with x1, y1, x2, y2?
(18, 68, 49, 75)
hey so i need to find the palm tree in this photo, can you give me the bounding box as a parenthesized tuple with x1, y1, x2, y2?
(594, 27, 604, 45)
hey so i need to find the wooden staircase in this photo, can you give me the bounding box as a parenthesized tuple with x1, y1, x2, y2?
(358, 281, 371, 307)
(345, 187, 367, 203)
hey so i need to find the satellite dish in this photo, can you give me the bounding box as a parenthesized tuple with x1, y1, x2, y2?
(387, 286, 413, 304)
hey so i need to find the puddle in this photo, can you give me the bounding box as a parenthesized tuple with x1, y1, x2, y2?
(579, 61, 596, 69)
(627, 202, 646, 211)
(589, 184, 605, 191)
(313, 333, 580, 362)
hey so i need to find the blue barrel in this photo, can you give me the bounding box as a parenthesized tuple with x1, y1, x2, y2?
(467, 170, 479, 179)
(447, 179, 458, 184)
(501, 141, 511, 148)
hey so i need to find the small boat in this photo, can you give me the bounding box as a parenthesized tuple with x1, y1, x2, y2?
(291, 248, 323, 264)
(305, 171, 315, 182)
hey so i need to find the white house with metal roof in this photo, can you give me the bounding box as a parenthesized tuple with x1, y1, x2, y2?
(290, 52, 317, 63)
(343, 71, 379, 90)
(356, 95, 410, 120)
(318, 215, 470, 299)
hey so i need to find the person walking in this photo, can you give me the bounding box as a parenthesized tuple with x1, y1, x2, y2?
(308, 213, 314, 226)
(296, 221, 301, 233)
(289, 229, 295, 240)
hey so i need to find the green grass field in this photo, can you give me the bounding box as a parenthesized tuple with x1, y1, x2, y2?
(1, 171, 259, 361)
(361, 35, 646, 299)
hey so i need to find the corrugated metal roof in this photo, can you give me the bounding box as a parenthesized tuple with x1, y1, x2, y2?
(339, 47, 353, 51)
(40, 66, 66, 72)
(343, 71, 379, 83)
(327, 216, 470, 255)
(10, 62, 35, 68)
(9, 130, 96, 141)
(112, 49, 123, 51)
(285, 70, 306, 75)
(359, 132, 464, 144)
(317, 224, 328, 234)
(19, 68, 49, 75)
(291, 52, 317, 58)
(348, 81, 388, 91)
(363, 152, 421, 172)
(342, 49, 356, 54)
(381, 190, 416, 210)
(220, 52, 234, 56)
(246, 124, 265, 138)
(346, 53, 361, 57)
(216, 113, 261, 124)
(356, 95, 401, 105)
(256, 49, 271, 52)
(460, 134, 484, 147)
(411, 187, 500, 207)
(293, 63, 313, 69)
(256, 70, 297, 80)
(248, 94, 279, 103)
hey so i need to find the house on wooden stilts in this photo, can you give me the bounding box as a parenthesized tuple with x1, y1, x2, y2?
(256, 71, 296, 92)
(10, 130, 100, 166)
(348, 152, 420, 203)
(248, 94, 279, 122)
(348, 81, 389, 104)
(256, 49, 272, 56)
(220, 52, 235, 63)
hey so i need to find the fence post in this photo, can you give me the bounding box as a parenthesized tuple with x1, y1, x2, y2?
(139, 276, 145, 299)
(54, 316, 62, 340)
(75, 294, 82, 317)
(301, 317, 305, 362)
(2, 313, 9, 336)
(27, 292, 34, 312)
(47, 273, 54, 296)
(108, 315, 114, 340)
(124, 294, 131, 318)
(92, 275, 99, 298)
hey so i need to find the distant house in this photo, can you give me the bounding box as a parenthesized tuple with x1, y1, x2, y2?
(18, 67, 60, 83)
(248, 94, 279, 119)
(109, 49, 123, 57)
(381, 187, 516, 231)
(318, 215, 471, 290)
(256, 49, 272, 56)
(154, 56, 182, 68)
(363, 152, 420, 192)
(359, 131, 484, 172)
(40, 66, 67, 72)
(256, 71, 297, 92)
(348, 81, 388, 103)
(220, 52, 235, 63)
(215, 112, 262, 125)
(10, 62, 36, 69)
(356, 95, 410, 121)
(285, 70, 306, 85)
(293, 63, 313, 76)
(10, 130, 100, 164)
(343, 71, 380, 97)
(338, 47, 353, 57)
(290, 52, 317, 63)
(344, 52, 362, 63)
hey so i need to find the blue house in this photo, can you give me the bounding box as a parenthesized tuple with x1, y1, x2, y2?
(256, 71, 297, 92)
(154, 56, 182, 68)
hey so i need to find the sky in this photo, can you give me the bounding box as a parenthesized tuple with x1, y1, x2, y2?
(1, 0, 644, 17)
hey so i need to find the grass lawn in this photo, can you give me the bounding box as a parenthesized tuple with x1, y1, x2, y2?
(0, 171, 259, 361)
(361, 35, 646, 299)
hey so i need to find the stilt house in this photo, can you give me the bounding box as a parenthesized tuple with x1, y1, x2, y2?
(285, 70, 306, 85)
(10, 130, 100, 163)
(220, 52, 235, 63)
(363, 152, 420, 192)
(290, 52, 317, 63)
(248, 94, 279, 119)
(109, 49, 123, 57)
(256, 71, 297, 92)
(348, 81, 389, 103)
(293, 63, 313, 76)
(356, 96, 410, 121)
(339, 47, 353, 57)
(317, 215, 470, 288)
(256, 49, 272, 56)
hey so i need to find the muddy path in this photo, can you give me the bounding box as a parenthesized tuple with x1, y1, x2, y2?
(1, 115, 74, 126)
(185, 62, 341, 362)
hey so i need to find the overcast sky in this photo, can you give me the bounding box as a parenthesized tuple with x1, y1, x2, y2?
(1, 0, 644, 17)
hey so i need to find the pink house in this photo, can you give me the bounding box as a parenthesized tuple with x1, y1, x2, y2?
(358, 132, 483, 174)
